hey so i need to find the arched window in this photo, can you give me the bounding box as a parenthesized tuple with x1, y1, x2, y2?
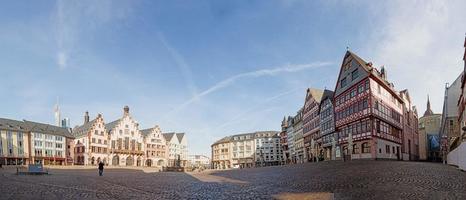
(362, 142, 370, 153)
(353, 144, 359, 154)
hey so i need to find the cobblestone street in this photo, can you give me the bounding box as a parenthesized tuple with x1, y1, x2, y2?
(1, 161, 465, 200)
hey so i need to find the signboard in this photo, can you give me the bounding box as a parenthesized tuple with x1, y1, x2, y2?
(28, 164, 44, 173)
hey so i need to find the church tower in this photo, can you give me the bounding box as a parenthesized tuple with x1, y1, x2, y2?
(423, 95, 434, 117)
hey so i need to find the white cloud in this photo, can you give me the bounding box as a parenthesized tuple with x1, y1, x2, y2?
(164, 61, 332, 118)
(157, 31, 198, 97)
(54, 0, 135, 70)
(365, 0, 466, 114)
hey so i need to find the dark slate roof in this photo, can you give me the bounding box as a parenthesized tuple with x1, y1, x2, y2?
(321, 89, 334, 102)
(72, 119, 97, 138)
(0, 118, 29, 132)
(211, 131, 280, 146)
(163, 132, 176, 141)
(212, 136, 232, 146)
(105, 119, 121, 133)
(23, 120, 74, 138)
(0, 118, 74, 138)
(140, 128, 153, 136)
(176, 132, 185, 142)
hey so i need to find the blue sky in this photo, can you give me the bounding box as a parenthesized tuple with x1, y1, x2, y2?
(0, 0, 465, 156)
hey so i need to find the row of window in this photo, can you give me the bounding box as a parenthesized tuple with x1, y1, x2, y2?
(338, 119, 372, 138)
(33, 133, 63, 141)
(336, 79, 370, 106)
(34, 149, 63, 157)
(346, 142, 371, 154)
(91, 146, 107, 153)
(336, 98, 369, 121)
(320, 106, 333, 119)
(374, 101, 402, 124)
(91, 138, 108, 145)
(375, 119, 401, 138)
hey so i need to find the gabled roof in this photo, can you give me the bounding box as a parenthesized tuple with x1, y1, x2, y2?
(321, 89, 334, 102)
(344, 51, 403, 101)
(176, 132, 185, 142)
(105, 119, 121, 133)
(306, 88, 324, 103)
(72, 118, 97, 138)
(140, 128, 153, 136)
(163, 132, 176, 142)
(23, 120, 74, 138)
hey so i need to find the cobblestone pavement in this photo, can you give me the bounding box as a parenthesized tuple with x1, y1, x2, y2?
(1, 160, 465, 200)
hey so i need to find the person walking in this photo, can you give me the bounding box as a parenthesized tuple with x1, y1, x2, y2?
(98, 161, 104, 176)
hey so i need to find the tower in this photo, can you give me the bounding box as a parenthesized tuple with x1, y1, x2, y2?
(423, 95, 434, 117)
(54, 97, 61, 126)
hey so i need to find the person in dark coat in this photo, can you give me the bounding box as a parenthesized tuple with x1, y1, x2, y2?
(98, 162, 104, 176)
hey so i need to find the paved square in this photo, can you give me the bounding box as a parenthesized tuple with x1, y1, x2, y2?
(1, 161, 465, 200)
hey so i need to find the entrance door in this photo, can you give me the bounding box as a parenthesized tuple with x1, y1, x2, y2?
(408, 140, 411, 161)
(112, 155, 119, 166)
(396, 147, 400, 160)
(126, 156, 134, 166)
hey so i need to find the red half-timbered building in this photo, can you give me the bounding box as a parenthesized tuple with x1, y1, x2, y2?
(302, 88, 324, 162)
(333, 51, 404, 160)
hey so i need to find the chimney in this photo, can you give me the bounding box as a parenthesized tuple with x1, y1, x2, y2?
(84, 111, 89, 123)
(124, 106, 130, 115)
(380, 66, 386, 80)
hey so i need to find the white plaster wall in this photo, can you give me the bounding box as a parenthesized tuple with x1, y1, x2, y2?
(448, 142, 466, 170)
(376, 139, 400, 159)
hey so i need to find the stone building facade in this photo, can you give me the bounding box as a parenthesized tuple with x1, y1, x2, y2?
(293, 108, 305, 164)
(211, 131, 282, 169)
(399, 90, 419, 161)
(72, 112, 109, 165)
(285, 116, 295, 163)
(418, 98, 442, 161)
(106, 106, 145, 166)
(141, 126, 167, 167)
(0, 118, 74, 166)
(280, 117, 289, 164)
